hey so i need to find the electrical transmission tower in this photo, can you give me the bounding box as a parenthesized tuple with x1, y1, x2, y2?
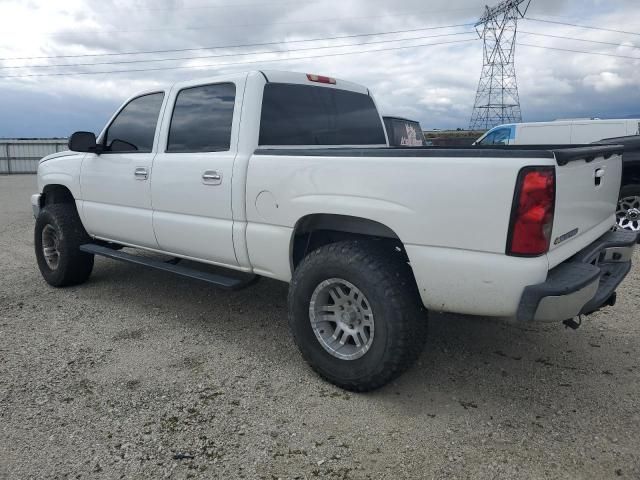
(469, 0, 531, 131)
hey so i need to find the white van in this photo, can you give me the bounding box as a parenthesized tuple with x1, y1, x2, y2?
(475, 119, 640, 146)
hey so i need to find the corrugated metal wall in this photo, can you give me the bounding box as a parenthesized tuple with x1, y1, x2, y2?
(0, 139, 68, 174)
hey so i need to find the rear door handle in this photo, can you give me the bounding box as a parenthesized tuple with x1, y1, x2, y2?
(202, 170, 222, 185)
(134, 167, 148, 180)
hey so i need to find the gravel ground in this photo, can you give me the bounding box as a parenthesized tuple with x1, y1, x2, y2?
(1, 174, 639, 479)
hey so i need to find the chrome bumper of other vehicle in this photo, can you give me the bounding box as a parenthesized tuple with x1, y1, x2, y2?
(517, 230, 637, 322)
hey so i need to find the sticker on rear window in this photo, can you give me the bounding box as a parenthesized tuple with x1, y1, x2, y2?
(400, 124, 423, 147)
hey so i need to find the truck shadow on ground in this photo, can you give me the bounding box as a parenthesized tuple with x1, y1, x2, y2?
(86, 256, 617, 411)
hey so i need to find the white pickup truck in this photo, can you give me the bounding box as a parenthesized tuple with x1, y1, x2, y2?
(32, 70, 637, 391)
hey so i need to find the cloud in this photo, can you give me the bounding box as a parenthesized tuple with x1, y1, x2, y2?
(584, 72, 629, 92)
(0, 0, 638, 136)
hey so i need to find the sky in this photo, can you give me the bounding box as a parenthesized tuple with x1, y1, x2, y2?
(0, 0, 638, 137)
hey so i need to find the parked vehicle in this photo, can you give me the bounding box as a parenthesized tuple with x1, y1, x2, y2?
(31, 71, 637, 391)
(474, 119, 640, 146)
(594, 135, 640, 234)
(382, 116, 424, 147)
(476, 121, 640, 236)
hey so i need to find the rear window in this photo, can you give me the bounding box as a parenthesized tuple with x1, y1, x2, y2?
(383, 118, 424, 147)
(259, 83, 386, 146)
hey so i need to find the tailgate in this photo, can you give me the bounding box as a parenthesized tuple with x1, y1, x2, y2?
(548, 145, 624, 267)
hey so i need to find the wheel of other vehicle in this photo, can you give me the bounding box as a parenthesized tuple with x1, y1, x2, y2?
(288, 240, 428, 392)
(616, 184, 640, 237)
(34, 204, 94, 287)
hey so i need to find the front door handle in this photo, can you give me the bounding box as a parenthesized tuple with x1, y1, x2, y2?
(134, 167, 148, 180)
(202, 170, 222, 185)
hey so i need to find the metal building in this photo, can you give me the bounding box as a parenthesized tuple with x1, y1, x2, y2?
(0, 139, 68, 174)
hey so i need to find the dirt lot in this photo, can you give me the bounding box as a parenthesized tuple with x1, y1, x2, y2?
(1, 174, 639, 479)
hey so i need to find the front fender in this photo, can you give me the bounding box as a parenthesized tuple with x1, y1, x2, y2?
(37, 153, 84, 200)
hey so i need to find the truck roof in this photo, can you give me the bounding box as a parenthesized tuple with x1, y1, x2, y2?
(162, 70, 370, 95)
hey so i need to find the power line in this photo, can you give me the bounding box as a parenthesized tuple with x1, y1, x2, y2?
(519, 30, 640, 49)
(4, 23, 635, 67)
(524, 17, 640, 36)
(110, 0, 322, 12)
(518, 42, 640, 60)
(0, 31, 473, 70)
(0, 38, 476, 79)
(0, 23, 474, 62)
(8, 31, 636, 78)
(0, 8, 478, 38)
(104, 1, 479, 15)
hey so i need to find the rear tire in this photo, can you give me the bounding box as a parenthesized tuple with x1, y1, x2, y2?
(616, 184, 640, 239)
(288, 240, 428, 392)
(35, 204, 94, 287)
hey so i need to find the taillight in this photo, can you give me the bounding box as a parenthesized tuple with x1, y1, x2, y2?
(306, 73, 336, 84)
(507, 166, 556, 256)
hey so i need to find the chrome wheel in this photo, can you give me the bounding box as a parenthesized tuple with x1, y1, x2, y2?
(309, 278, 374, 361)
(41, 224, 61, 270)
(616, 196, 640, 232)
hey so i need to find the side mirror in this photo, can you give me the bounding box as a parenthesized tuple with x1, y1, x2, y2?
(68, 131, 98, 153)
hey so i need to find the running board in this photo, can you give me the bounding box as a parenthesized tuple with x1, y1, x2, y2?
(80, 244, 258, 290)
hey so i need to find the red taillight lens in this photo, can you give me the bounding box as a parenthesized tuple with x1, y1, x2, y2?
(507, 167, 556, 256)
(306, 73, 336, 84)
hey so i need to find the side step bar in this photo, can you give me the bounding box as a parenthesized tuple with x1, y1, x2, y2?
(80, 244, 258, 290)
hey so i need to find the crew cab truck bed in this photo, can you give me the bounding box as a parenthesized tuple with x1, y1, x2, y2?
(249, 144, 628, 318)
(31, 70, 636, 391)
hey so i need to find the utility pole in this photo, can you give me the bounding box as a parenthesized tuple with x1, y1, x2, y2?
(469, 0, 531, 131)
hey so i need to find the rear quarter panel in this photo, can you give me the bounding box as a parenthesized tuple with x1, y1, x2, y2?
(244, 153, 556, 299)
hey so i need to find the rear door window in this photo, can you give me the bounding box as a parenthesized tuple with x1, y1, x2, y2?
(104, 92, 165, 153)
(167, 83, 236, 153)
(259, 83, 386, 146)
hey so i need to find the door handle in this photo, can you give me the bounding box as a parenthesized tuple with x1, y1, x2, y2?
(134, 167, 148, 180)
(202, 170, 222, 185)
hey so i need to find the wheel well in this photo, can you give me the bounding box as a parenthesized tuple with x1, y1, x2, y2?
(42, 184, 75, 206)
(622, 164, 640, 187)
(291, 214, 409, 270)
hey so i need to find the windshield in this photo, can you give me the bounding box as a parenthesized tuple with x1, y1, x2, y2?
(477, 126, 512, 146)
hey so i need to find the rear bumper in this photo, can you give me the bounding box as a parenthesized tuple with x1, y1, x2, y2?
(517, 230, 637, 321)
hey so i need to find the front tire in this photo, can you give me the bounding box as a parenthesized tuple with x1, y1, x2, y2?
(288, 240, 428, 392)
(35, 204, 94, 287)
